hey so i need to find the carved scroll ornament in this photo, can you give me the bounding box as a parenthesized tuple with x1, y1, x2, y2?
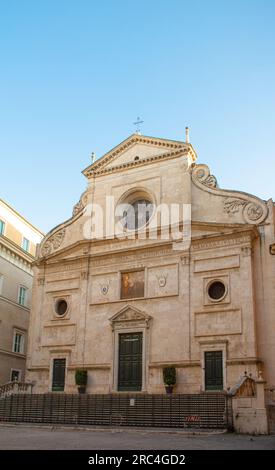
(72, 191, 88, 217)
(224, 198, 265, 223)
(192, 164, 218, 188)
(41, 228, 66, 257)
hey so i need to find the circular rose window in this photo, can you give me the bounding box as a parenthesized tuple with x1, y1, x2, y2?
(55, 299, 68, 316)
(208, 281, 226, 301)
(122, 199, 153, 230)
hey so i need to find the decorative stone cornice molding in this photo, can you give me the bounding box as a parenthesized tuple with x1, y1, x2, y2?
(82, 134, 197, 178)
(192, 163, 268, 225)
(192, 233, 255, 251)
(226, 357, 262, 366)
(67, 363, 111, 370)
(0, 238, 33, 275)
(149, 361, 200, 368)
(90, 246, 173, 268)
(37, 225, 258, 268)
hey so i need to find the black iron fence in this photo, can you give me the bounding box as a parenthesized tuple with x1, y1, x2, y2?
(0, 393, 232, 429)
(265, 389, 275, 434)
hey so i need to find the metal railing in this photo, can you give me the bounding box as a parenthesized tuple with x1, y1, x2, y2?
(265, 388, 275, 434)
(0, 392, 232, 429)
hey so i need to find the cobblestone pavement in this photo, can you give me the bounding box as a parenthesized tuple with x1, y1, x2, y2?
(0, 425, 274, 450)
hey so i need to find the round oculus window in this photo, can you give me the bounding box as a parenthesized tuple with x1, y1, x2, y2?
(208, 281, 226, 301)
(55, 299, 68, 316)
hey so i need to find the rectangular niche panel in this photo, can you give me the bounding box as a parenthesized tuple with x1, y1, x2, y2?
(147, 264, 178, 298)
(195, 309, 242, 337)
(194, 255, 240, 273)
(90, 273, 117, 304)
(42, 325, 76, 346)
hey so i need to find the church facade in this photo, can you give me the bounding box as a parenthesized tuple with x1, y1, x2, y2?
(26, 133, 275, 395)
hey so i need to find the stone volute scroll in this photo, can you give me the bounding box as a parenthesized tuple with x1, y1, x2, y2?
(192, 164, 218, 188)
(39, 189, 90, 258)
(191, 163, 268, 225)
(72, 190, 89, 217)
(224, 198, 266, 224)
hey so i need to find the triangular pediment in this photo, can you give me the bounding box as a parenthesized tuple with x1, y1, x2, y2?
(103, 141, 172, 169)
(109, 305, 152, 325)
(83, 134, 196, 177)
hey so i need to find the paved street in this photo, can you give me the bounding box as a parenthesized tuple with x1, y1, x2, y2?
(0, 425, 274, 450)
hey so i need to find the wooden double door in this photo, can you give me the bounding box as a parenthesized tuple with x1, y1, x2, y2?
(118, 333, 143, 391)
(204, 351, 223, 391)
(52, 358, 66, 392)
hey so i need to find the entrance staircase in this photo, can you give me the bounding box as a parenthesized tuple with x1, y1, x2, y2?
(0, 381, 33, 399)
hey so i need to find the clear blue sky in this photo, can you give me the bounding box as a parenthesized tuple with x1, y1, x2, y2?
(0, 0, 274, 233)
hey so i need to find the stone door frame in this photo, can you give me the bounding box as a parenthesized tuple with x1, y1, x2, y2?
(109, 305, 152, 392)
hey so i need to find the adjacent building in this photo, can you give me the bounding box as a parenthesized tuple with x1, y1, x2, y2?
(0, 199, 44, 384)
(26, 133, 275, 395)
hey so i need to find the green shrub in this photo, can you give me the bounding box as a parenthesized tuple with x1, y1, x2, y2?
(163, 366, 176, 386)
(75, 369, 88, 386)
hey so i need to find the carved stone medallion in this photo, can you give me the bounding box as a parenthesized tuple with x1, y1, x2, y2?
(100, 281, 110, 295)
(100, 283, 109, 295)
(41, 228, 66, 257)
(156, 274, 167, 287)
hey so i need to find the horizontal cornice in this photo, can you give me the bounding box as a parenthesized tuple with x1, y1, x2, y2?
(0, 295, 30, 312)
(0, 348, 26, 359)
(0, 198, 44, 237)
(0, 236, 34, 275)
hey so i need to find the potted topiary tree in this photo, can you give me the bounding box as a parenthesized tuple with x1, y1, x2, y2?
(163, 366, 176, 394)
(75, 369, 88, 394)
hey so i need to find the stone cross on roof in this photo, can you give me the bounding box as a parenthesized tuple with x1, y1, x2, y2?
(133, 117, 144, 134)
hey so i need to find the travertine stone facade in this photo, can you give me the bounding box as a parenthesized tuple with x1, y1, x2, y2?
(26, 134, 275, 394)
